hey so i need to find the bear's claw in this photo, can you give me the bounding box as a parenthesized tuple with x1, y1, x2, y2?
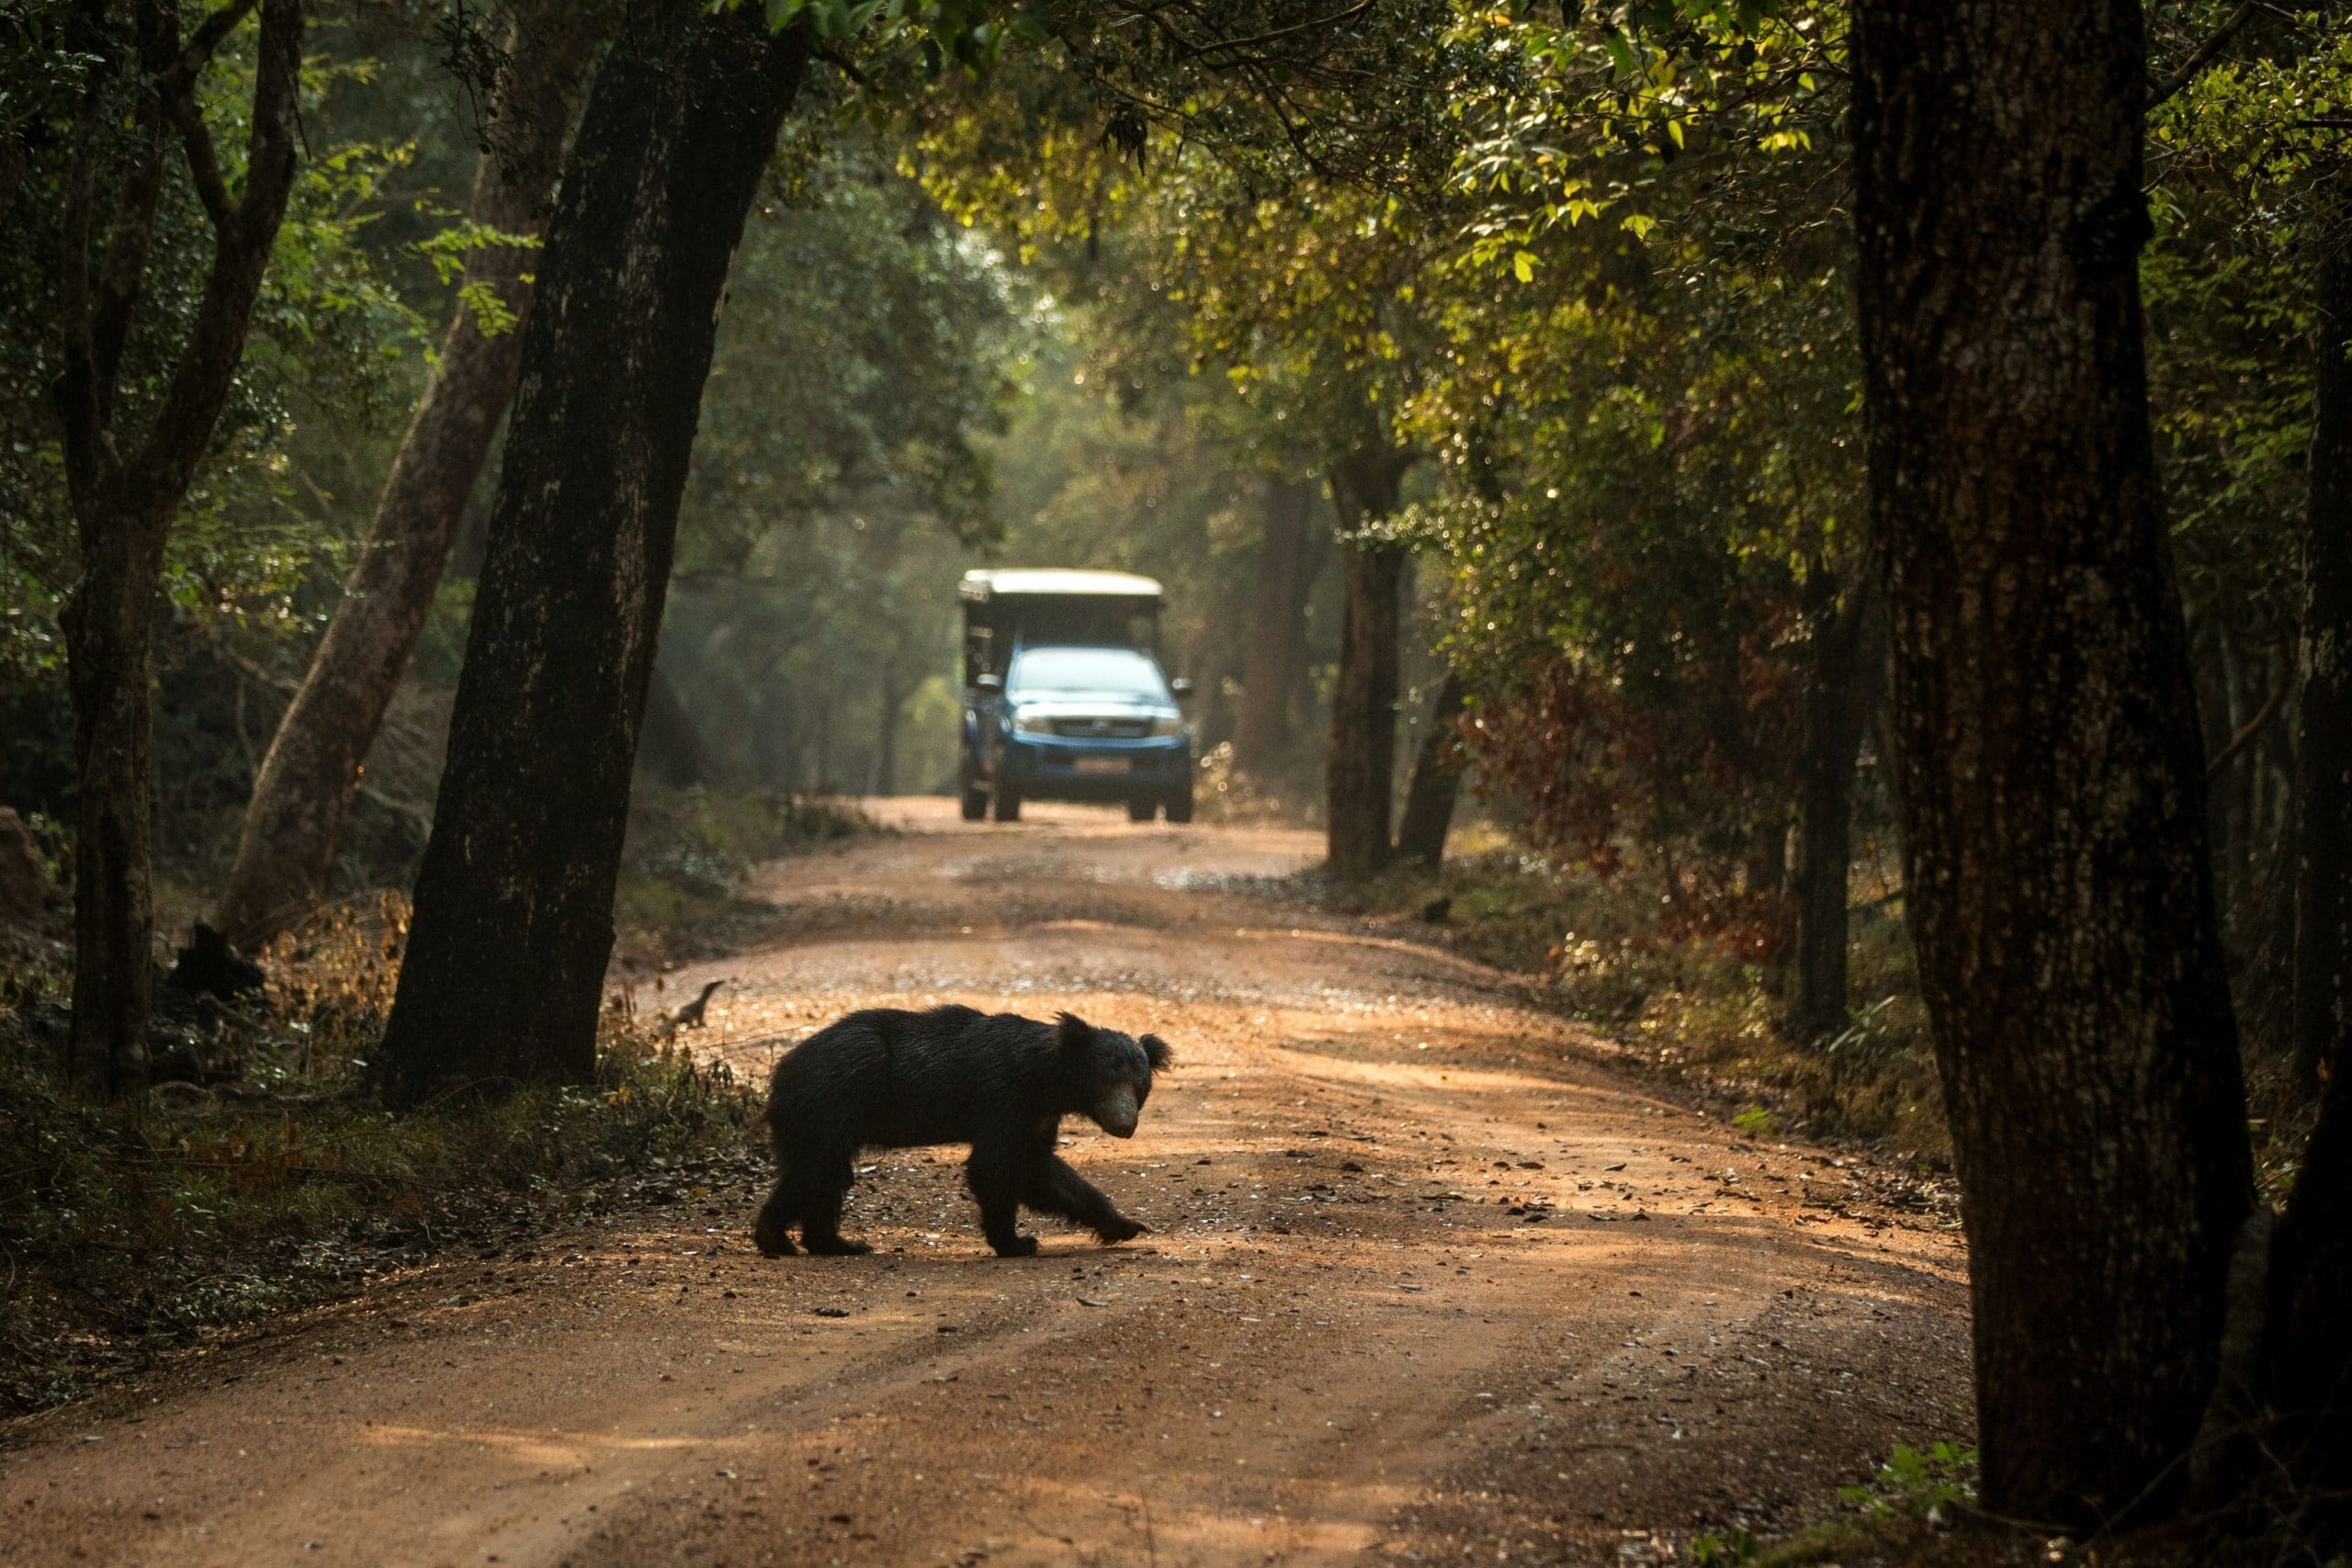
(804, 1234, 873, 1256)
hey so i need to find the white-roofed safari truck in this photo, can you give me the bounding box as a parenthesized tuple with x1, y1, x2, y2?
(956, 570, 1194, 824)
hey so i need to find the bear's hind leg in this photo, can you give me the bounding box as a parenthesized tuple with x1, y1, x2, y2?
(966, 1144, 1037, 1257)
(752, 1179, 800, 1257)
(796, 1149, 871, 1256)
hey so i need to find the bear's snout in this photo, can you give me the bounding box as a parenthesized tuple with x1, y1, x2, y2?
(1102, 1119, 1137, 1139)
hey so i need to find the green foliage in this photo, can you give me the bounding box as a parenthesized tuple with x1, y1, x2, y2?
(1837, 1441, 1979, 1518)
(0, 10, 427, 673)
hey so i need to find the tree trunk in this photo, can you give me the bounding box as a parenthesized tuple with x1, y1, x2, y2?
(1234, 474, 1317, 780)
(1792, 555, 1883, 1043)
(376, 0, 808, 1107)
(53, 0, 305, 1094)
(1394, 670, 1465, 868)
(2259, 1034, 2352, 1501)
(875, 659, 900, 797)
(2296, 212, 2352, 1094)
(58, 506, 170, 1095)
(215, 0, 591, 946)
(1850, 0, 2254, 1525)
(1326, 449, 1406, 881)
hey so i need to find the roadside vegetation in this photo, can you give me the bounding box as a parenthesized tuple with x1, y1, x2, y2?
(1341, 837, 1948, 1165)
(0, 787, 865, 1416)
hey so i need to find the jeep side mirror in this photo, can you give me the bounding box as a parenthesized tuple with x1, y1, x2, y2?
(975, 672, 1003, 693)
(1169, 676, 1193, 700)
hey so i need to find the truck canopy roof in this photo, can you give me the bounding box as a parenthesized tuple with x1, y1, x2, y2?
(959, 569, 1163, 603)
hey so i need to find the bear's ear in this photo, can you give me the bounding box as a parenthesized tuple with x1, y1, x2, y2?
(1055, 1011, 1094, 1054)
(1140, 1032, 1173, 1071)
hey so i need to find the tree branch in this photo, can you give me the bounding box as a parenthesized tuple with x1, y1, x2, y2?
(2207, 677, 2286, 778)
(168, 88, 235, 235)
(2149, 0, 2257, 111)
(128, 0, 305, 501)
(159, 0, 262, 96)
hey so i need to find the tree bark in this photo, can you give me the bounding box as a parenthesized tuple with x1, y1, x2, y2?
(376, 0, 808, 1107)
(1851, 0, 2254, 1525)
(215, 0, 591, 946)
(1394, 669, 1465, 868)
(1234, 474, 1318, 780)
(1792, 553, 1883, 1043)
(1326, 448, 1407, 881)
(2259, 1037, 2352, 1502)
(53, 0, 305, 1095)
(2295, 209, 2352, 1094)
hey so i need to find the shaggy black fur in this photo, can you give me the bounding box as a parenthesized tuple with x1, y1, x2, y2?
(753, 1005, 1171, 1258)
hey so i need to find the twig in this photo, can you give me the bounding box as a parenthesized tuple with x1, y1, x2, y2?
(2207, 679, 2286, 777)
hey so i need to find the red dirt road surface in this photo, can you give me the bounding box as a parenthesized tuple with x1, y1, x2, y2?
(1, 801, 1972, 1566)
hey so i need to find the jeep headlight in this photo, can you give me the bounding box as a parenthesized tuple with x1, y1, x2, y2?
(1149, 715, 1188, 739)
(1011, 710, 1055, 737)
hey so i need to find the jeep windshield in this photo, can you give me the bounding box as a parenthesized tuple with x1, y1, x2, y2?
(1008, 646, 1168, 702)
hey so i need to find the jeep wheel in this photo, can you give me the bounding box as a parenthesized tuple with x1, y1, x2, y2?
(991, 779, 1022, 823)
(1165, 785, 1195, 824)
(1126, 798, 1158, 823)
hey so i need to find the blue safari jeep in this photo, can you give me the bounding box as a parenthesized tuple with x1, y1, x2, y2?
(957, 570, 1194, 824)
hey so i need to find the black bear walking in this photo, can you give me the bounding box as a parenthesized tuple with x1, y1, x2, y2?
(754, 1005, 1172, 1258)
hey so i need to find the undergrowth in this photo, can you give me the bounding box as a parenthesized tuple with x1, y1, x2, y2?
(614, 785, 876, 966)
(0, 890, 762, 1417)
(1340, 840, 1951, 1165)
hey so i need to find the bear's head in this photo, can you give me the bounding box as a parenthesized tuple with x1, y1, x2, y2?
(1057, 1011, 1172, 1139)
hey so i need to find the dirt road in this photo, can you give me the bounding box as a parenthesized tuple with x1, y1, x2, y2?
(2, 802, 1972, 1566)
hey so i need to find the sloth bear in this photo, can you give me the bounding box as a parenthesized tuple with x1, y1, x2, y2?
(753, 1005, 1172, 1258)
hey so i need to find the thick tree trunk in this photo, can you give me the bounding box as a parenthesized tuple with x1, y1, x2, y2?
(58, 508, 170, 1095)
(1234, 475, 1318, 780)
(376, 1, 808, 1107)
(1326, 449, 1407, 881)
(2295, 217, 2352, 1094)
(1394, 670, 1465, 868)
(215, 0, 590, 945)
(1792, 557, 1883, 1043)
(2260, 1038, 2352, 1501)
(53, 0, 304, 1094)
(1851, 0, 2254, 1525)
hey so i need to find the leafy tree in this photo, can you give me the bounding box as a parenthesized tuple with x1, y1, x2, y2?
(216, 0, 595, 946)
(377, 0, 811, 1105)
(11, 0, 310, 1092)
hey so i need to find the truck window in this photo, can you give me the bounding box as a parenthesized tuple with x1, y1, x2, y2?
(1008, 647, 1166, 697)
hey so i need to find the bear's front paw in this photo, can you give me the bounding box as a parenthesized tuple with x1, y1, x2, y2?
(992, 1234, 1040, 1258)
(752, 1213, 798, 1258)
(1095, 1214, 1148, 1244)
